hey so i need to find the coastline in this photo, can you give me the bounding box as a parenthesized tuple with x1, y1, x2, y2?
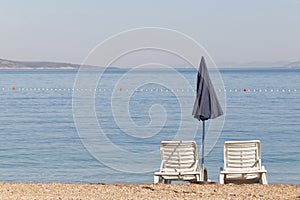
(0, 182, 299, 200)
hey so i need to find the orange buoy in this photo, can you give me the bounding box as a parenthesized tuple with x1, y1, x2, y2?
(12, 86, 17, 91)
(119, 87, 123, 92)
(243, 88, 247, 92)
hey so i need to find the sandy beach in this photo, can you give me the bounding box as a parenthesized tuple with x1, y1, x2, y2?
(0, 182, 299, 200)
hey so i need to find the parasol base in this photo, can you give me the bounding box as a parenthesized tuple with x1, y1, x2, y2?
(203, 168, 208, 181)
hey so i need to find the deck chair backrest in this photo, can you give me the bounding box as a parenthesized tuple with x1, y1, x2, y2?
(160, 141, 199, 173)
(224, 140, 261, 171)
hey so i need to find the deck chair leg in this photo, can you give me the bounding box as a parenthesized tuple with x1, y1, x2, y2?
(261, 166, 268, 184)
(154, 175, 160, 183)
(261, 172, 268, 184)
(219, 174, 225, 184)
(196, 174, 200, 182)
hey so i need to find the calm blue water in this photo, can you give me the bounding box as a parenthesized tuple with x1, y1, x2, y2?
(0, 68, 299, 185)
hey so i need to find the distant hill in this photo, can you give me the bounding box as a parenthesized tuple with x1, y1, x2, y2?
(285, 61, 300, 68)
(0, 58, 100, 69)
(217, 60, 300, 69)
(217, 60, 292, 68)
(1, 58, 299, 69)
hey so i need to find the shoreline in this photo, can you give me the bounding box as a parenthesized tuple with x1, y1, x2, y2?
(0, 182, 299, 200)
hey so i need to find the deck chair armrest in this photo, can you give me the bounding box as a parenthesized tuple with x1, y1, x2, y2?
(261, 166, 267, 172)
(193, 160, 199, 172)
(159, 161, 165, 172)
(154, 171, 199, 176)
(220, 169, 267, 174)
(154, 172, 180, 176)
(180, 171, 201, 175)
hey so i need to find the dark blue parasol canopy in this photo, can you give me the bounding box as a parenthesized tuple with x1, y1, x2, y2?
(193, 56, 223, 121)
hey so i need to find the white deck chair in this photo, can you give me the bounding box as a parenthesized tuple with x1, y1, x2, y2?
(219, 140, 268, 184)
(154, 141, 201, 184)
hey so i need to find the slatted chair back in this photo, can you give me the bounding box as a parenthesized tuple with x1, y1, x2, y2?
(160, 141, 199, 173)
(224, 140, 261, 171)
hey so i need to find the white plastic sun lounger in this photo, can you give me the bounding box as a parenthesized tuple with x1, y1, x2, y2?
(219, 140, 268, 184)
(154, 141, 201, 184)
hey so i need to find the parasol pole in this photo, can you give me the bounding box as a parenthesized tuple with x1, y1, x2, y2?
(201, 120, 205, 181)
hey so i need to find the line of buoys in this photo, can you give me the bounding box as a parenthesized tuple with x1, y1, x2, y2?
(2, 87, 298, 93)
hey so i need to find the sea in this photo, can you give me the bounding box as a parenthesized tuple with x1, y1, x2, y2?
(0, 68, 299, 185)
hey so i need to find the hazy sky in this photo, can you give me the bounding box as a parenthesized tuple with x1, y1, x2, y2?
(0, 0, 299, 65)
